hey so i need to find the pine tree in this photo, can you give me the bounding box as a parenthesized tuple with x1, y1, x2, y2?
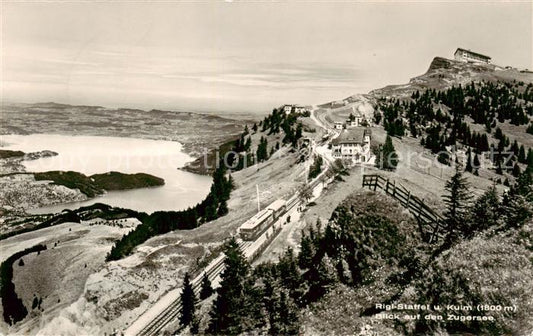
(504, 194, 532, 228)
(473, 153, 481, 170)
(503, 170, 533, 228)
(293, 124, 303, 146)
(252, 123, 258, 132)
(180, 272, 196, 327)
(379, 135, 399, 170)
(204, 194, 218, 221)
(480, 133, 489, 152)
(303, 254, 338, 303)
(199, 273, 213, 300)
(465, 148, 473, 172)
(510, 169, 533, 201)
(495, 127, 503, 140)
(268, 291, 299, 335)
(518, 145, 526, 163)
(276, 248, 302, 301)
(468, 185, 500, 235)
(442, 164, 473, 244)
(256, 136, 269, 162)
(217, 199, 229, 216)
(512, 162, 521, 177)
(208, 238, 252, 334)
(510, 140, 519, 156)
(298, 232, 315, 270)
(244, 137, 252, 152)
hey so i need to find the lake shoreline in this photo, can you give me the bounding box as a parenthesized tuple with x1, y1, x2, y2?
(0, 134, 213, 215)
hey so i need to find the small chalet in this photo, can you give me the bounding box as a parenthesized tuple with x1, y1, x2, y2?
(454, 48, 491, 64)
(331, 128, 373, 164)
(282, 104, 310, 115)
(294, 105, 307, 114)
(346, 112, 365, 128)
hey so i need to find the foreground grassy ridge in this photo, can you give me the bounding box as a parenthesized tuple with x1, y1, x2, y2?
(0, 150, 25, 159)
(299, 181, 533, 335)
(33, 171, 164, 197)
(411, 225, 533, 335)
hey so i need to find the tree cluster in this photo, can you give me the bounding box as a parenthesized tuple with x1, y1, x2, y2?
(227, 108, 303, 171)
(376, 81, 532, 171)
(308, 155, 324, 180)
(441, 164, 532, 246)
(260, 108, 303, 146)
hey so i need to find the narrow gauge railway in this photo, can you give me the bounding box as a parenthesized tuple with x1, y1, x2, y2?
(129, 164, 329, 336)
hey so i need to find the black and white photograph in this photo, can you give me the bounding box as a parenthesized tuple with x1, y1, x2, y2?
(1, 1, 532, 335)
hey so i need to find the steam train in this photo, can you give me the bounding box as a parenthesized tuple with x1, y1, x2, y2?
(239, 199, 287, 241)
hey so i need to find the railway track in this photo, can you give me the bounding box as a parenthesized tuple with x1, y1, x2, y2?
(134, 243, 248, 336)
(128, 154, 327, 336)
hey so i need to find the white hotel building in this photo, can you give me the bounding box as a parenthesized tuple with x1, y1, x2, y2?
(331, 128, 373, 164)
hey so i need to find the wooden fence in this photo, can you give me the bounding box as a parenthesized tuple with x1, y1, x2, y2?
(362, 174, 444, 243)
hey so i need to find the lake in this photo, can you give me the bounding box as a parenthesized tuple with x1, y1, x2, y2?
(0, 134, 212, 214)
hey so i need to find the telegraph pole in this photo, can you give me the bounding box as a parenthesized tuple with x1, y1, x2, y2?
(256, 184, 260, 212)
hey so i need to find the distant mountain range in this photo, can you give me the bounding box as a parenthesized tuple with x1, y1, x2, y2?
(1, 102, 251, 161)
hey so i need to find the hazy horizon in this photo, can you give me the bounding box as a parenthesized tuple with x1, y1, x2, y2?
(2, 1, 531, 114)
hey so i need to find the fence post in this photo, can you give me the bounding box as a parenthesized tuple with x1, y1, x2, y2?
(361, 175, 443, 244)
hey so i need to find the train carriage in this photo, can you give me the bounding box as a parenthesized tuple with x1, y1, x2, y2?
(238, 199, 289, 241)
(239, 208, 274, 241)
(266, 199, 286, 219)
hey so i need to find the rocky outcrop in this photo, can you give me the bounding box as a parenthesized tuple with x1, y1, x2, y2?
(368, 56, 499, 99)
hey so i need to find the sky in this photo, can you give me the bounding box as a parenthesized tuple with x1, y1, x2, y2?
(1, 1, 532, 114)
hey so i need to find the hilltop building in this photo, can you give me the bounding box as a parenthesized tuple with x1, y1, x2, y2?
(282, 104, 310, 115)
(331, 128, 373, 164)
(346, 112, 368, 128)
(454, 48, 491, 64)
